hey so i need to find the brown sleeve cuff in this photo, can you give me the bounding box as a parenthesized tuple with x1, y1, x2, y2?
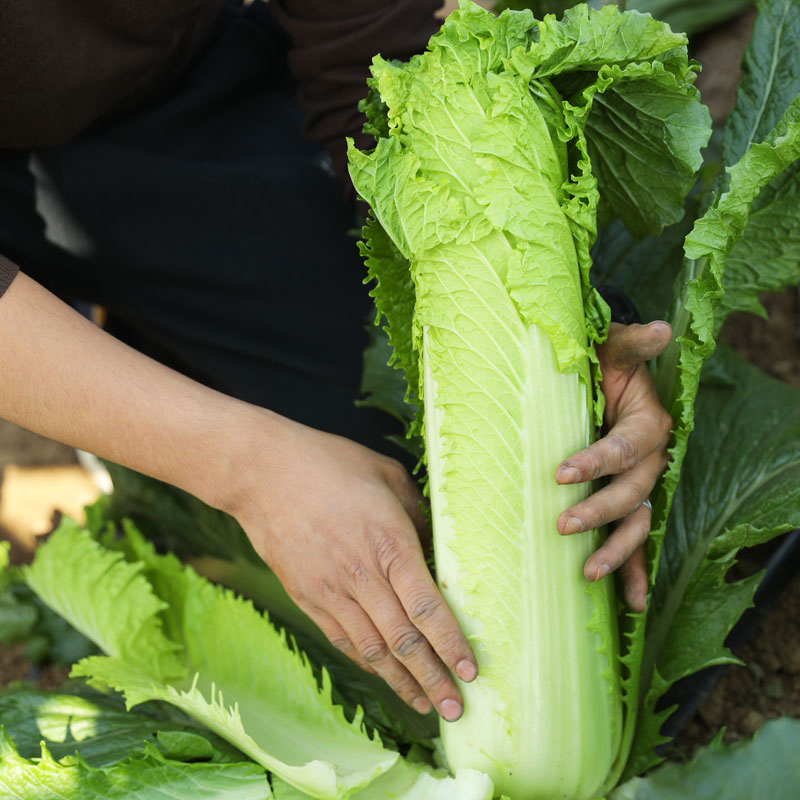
(0, 255, 20, 298)
(270, 0, 440, 199)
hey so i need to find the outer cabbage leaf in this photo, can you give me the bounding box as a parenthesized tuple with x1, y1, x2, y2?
(626, 348, 800, 774)
(579, 60, 710, 237)
(272, 761, 493, 800)
(24, 523, 398, 799)
(610, 96, 800, 781)
(631, 0, 753, 36)
(722, 0, 800, 171)
(713, 0, 800, 322)
(24, 519, 185, 683)
(612, 718, 800, 800)
(0, 688, 243, 767)
(100, 464, 436, 745)
(717, 161, 800, 323)
(0, 732, 270, 800)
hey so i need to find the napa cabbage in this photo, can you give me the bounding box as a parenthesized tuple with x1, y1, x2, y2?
(347, 3, 709, 797)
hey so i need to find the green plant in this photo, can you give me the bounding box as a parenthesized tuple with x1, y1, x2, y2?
(3, 1, 800, 798)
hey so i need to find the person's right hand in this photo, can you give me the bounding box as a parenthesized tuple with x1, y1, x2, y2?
(225, 414, 478, 721)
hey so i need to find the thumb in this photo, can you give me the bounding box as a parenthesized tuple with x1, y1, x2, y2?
(602, 321, 672, 372)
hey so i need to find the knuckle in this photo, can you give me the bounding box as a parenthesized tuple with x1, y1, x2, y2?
(345, 559, 369, 586)
(328, 635, 354, 654)
(610, 434, 638, 471)
(385, 457, 409, 481)
(658, 410, 674, 441)
(625, 482, 646, 510)
(373, 533, 405, 574)
(433, 630, 467, 663)
(420, 665, 451, 695)
(407, 593, 441, 626)
(361, 639, 390, 664)
(390, 627, 426, 659)
(315, 578, 341, 601)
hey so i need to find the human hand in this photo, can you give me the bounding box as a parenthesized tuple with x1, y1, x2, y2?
(228, 417, 477, 721)
(555, 321, 673, 612)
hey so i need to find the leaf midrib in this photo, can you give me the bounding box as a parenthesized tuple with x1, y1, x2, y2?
(745, 0, 791, 149)
(646, 457, 799, 686)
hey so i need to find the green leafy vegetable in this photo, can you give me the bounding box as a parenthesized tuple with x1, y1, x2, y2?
(272, 761, 494, 800)
(0, 688, 244, 767)
(24, 522, 398, 799)
(100, 462, 437, 746)
(348, 3, 708, 797)
(493, 0, 755, 35)
(0, 731, 271, 800)
(611, 718, 800, 799)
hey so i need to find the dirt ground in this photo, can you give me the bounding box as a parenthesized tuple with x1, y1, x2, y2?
(0, 0, 797, 765)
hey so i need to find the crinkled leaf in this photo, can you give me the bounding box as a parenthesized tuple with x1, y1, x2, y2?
(581, 61, 710, 237)
(717, 159, 800, 324)
(24, 520, 185, 683)
(357, 216, 422, 449)
(98, 471, 436, 746)
(494, 1, 754, 35)
(612, 718, 800, 800)
(25, 524, 398, 799)
(0, 731, 270, 800)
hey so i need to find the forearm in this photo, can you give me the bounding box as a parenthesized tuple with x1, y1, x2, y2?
(0, 272, 285, 511)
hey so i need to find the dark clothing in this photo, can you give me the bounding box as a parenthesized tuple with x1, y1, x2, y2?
(0, 1, 437, 452)
(0, 0, 222, 149)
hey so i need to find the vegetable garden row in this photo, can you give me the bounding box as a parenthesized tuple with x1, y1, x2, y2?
(1, 0, 799, 798)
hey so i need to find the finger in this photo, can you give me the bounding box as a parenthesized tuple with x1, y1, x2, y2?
(297, 602, 377, 675)
(558, 452, 663, 535)
(556, 410, 671, 485)
(379, 536, 478, 687)
(583, 503, 651, 588)
(355, 578, 465, 722)
(601, 321, 672, 372)
(618, 544, 648, 612)
(331, 595, 432, 715)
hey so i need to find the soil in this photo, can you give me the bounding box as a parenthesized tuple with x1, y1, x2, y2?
(676, 575, 800, 752)
(0, 642, 70, 690)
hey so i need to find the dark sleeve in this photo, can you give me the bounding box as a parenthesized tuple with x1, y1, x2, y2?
(0, 255, 19, 299)
(269, 0, 440, 194)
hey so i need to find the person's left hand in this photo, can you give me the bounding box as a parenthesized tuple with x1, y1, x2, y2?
(554, 321, 673, 612)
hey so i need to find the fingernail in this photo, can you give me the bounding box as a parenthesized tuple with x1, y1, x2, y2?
(412, 697, 432, 714)
(558, 466, 581, 484)
(594, 563, 611, 581)
(456, 659, 477, 682)
(563, 516, 583, 535)
(440, 698, 463, 722)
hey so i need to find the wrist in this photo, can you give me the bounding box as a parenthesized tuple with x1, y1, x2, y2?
(187, 399, 296, 520)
